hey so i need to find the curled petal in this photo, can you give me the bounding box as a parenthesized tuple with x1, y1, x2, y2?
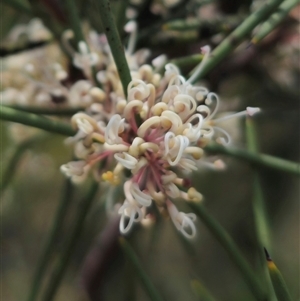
(114, 152, 138, 169)
(173, 94, 197, 121)
(183, 113, 203, 142)
(161, 110, 183, 133)
(127, 79, 150, 101)
(167, 200, 196, 239)
(131, 183, 152, 207)
(105, 114, 125, 144)
(164, 133, 189, 166)
(118, 200, 144, 234)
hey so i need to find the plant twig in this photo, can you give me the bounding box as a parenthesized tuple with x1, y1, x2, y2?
(5, 105, 84, 116)
(246, 118, 275, 301)
(0, 135, 43, 196)
(204, 143, 300, 176)
(0, 106, 76, 136)
(116, 0, 130, 35)
(190, 0, 284, 82)
(246, 118, 272, 250)
(119, 237, 165, 301)
(26, 179, 74, 301)
(188, 202, 267, 301)
(64, 0, 85, 46)
(41, 181, 99, 301)
(96, 0, 132, 97)
(251, 0, 299, 44)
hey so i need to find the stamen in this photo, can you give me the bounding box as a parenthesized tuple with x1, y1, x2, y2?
(213, 126, 232, 145)
(152, 54, 167, 71)
(205, 92, 219, 120)
(124, 20, 138, 56)
(187, 45, 211, 84)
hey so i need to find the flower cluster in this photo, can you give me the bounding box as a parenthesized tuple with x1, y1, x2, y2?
(61, 44, 260, 238)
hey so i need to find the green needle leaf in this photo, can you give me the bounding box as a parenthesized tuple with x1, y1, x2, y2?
(265, 249, 293, 301)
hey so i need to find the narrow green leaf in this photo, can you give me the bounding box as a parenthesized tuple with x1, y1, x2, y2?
(204, 143, 300, 176)
(188, 202, 267, 301)
(265, 249, 293, 301)
(251, 0, 299, 44)
(96, 0, 132, 97)
(190, 0, 284, 82)
(0, 106, 76, 136)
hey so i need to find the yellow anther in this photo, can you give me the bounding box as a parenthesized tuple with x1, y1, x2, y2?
(184, 147, 203, 160)
(89, 87, 106, 102)
(151, 103, 168, 116)
(187, 187, 203, 202)
(102, 171, 120, 185)
(91, 133, 105, 143)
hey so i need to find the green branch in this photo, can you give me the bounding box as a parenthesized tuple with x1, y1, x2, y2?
(204, 143, 300, 176)
(97, 0, 132, 97)
(251, 0, 299, 44)
(0, 106, 76, 136)
(0, 135, 43, 195)
(246, 118, 272, 251)
(64, 0, 85, 46)
(4, 105, 84, 116)
(246, 118, 275, 301)
(190, 0, 284, 82)
(188, 202, 267, 301)
(119, 238, 165, 301)
(41, 181, 99, 301)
